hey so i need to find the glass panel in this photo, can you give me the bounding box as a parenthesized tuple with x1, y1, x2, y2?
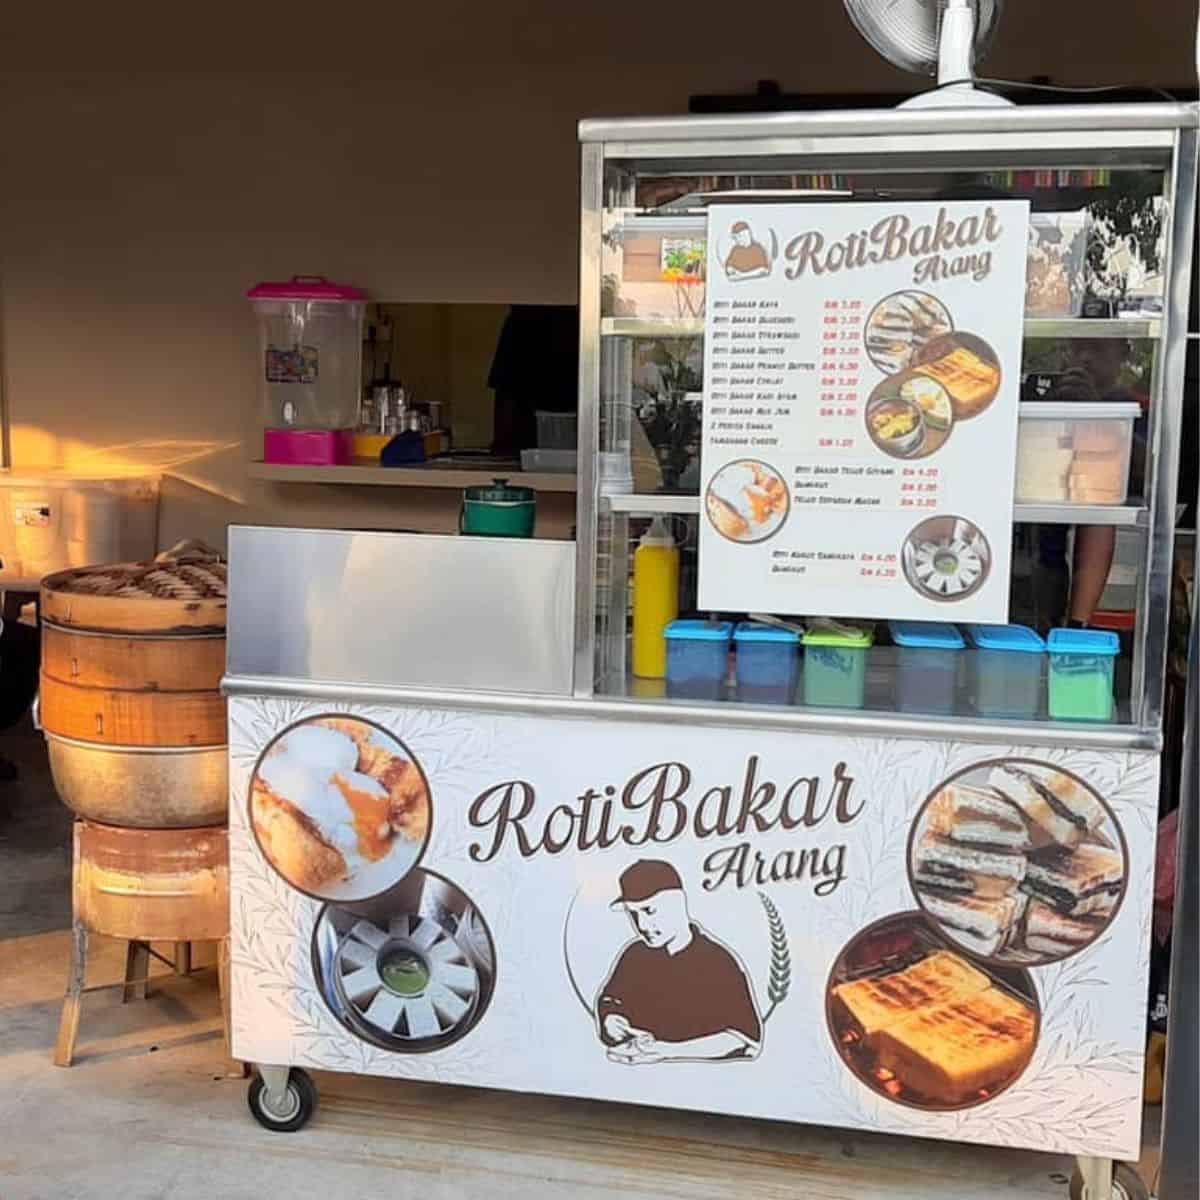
(587, 159, 1174, 729)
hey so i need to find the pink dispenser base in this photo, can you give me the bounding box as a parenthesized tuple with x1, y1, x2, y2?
(264, 428, 354, 466)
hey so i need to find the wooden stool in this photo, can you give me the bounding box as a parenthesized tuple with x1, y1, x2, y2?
(53, 820, 237, 1070)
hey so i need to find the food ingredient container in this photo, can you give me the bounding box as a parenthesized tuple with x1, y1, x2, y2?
(734, 622, 800, 705)
(964, 623, 1046, 718)
(1047, 627, 1119, 720)
(520, 449, 578, 474)
(801, 622, 873, 709)
(664, 619, 732, 701)
(248, 276, 367, 465)
(1024, 211, 1088, 317)
(460, 479, 536, 538)
(535, 411, 578, 450)
(0, 473, 160, 587)
(889, 621, 965, 715)
(1015, 402, 1140, 504)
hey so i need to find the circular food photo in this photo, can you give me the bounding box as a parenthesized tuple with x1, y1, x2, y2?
(864, 290, 954, 375)
(865, 372, 955, 460)
(826, 911, 1039, 1111)
(912, 332, 1002, 420)
(908, 759, 1128, 968)
(705, 459, 790, 544)
(902, 514, 992, 602)
(250, 715, 431, 902)
(311, 868, 495, 1053)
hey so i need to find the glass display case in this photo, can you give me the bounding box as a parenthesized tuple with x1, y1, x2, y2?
(575, 104, 1197, 747)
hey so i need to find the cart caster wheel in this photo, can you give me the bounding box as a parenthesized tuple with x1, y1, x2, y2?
(1068, 1163, 1149, 1200)
(247, 1069, 317, 1132)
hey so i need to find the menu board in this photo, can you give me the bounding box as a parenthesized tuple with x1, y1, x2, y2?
(697, 200, 1030, 622)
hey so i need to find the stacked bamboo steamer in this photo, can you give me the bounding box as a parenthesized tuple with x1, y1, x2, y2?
(40, 550, 229, 945)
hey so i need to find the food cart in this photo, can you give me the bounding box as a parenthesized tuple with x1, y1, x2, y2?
(223, 102, 1197, 1199)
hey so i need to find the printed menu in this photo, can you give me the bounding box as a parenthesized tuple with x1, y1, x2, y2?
(697, 200, 1030, 621)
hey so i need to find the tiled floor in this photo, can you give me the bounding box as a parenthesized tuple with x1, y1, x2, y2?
(0, 719, 1162, 1199)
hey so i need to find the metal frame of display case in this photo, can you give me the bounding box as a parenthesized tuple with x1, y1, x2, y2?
(574, 102, 1198, 756)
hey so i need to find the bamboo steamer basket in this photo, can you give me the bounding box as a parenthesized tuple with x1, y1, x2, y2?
(40, 552, 229, 825)
(74, 821, 228, 942)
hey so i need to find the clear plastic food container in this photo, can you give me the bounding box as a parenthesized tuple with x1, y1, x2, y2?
(801, 622, 874, 709)
(1047, 628, 1119, 721)
(889, 621, 965, 715)
(1015, 402, 1140, 505)
(0, 473, 161, 586)
(965, 623, 1046, 719)
(665, 620, 733, 701)
(248, 276, 367, 464)
(734, 622, 800, 705)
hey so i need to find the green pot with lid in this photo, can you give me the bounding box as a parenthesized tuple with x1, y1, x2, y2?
(460, 478, 536, 537)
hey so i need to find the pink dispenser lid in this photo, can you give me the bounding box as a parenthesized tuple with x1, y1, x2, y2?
(246, 275, 367, 302)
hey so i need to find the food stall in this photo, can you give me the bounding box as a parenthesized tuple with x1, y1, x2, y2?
(223, 102, 1197, 1198)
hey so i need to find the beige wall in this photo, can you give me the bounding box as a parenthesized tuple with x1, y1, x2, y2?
(0, 5, 1194, 550)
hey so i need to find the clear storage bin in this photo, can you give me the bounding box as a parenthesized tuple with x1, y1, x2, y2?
(665, 619, 732, 701)
(965, 624, 1046, 719)
(0, 473, 160, 586)
(535, 411, 578, 451)
(801, 622, 873, 709)
(1015, 402, 1140, 504)
(734, 622, 800, 705)
(248, 276, 366, 465)
(889, 621, 965, 715)
(1047, 628, 1118, 721)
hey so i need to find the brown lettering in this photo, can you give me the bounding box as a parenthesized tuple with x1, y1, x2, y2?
(833, 762, 863, 822)
(695, 784, 737, 838)
(736, 755, 778, 833)
(621, 762, 690, 845)
(468, 781, 538, 861)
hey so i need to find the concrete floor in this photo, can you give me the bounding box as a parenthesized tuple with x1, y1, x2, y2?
(0, 718, 1162, 1200)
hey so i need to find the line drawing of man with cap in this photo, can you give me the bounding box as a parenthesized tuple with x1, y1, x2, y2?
(596, 859, 763, 1065)
(723, 221, 771, 281)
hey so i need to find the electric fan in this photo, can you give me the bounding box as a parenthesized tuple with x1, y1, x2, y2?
(843, 0, 1011, 108)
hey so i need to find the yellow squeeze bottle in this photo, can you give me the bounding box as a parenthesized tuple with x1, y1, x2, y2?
(632, 516, 680, 678)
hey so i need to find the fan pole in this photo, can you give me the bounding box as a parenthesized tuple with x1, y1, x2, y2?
(937, 0, 977, 88)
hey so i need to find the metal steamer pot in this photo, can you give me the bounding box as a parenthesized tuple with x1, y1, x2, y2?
(460, 478, 536, 538)
(45, 733, 228, 828)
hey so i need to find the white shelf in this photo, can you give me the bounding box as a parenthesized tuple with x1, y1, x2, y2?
(599, 316, 1159, 339)
(603, 492, 1147, 526)
(248, 462, 578, 493)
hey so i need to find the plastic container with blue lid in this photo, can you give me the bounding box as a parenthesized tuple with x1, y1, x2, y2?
(889, 621, 965, 715)
(734, 621, 801, 705)
(965, 624, 1046, 718)
(801, 621, 874, 709)
(664, 620, 733, 701)
(1047, 627, 1119, 721)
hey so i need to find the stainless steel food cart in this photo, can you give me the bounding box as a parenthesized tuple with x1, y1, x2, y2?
(224, 101, 1197, 1200)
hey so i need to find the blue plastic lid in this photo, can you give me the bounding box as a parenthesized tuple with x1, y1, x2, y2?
(889, 621, 965, 650)
(965, 624, 1046, 653)
(1047, 628, 1119, 656)
(665, 619, 734, 642)
(734, 621, 800, 644)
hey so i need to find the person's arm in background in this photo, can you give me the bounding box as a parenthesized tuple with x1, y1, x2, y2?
(1069, 525, 1116, 623)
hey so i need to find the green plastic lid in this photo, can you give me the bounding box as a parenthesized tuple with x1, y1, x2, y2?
(464, 477, 535, 502)
(802, 620, 874, 649)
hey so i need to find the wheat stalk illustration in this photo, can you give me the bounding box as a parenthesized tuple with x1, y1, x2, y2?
(758, 891, 792, 1022)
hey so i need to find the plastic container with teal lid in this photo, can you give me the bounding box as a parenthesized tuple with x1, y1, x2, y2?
(1047, 628, 1119, 721)
(665, 620, 733, 701)
(734, 621, 801, 705)
(965, 624, 1046, 719)
(889, 621, 965, 715)
(801, 620, 874, 709)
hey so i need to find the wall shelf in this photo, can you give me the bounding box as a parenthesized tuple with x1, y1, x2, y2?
(248, 462, 577, 493)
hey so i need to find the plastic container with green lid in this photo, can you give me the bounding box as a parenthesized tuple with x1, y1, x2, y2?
(1047, 627, 1119, 721)
(965, 624, 1046, 718)
(460, 478, 537, 537)
(734, 621, 800, 705)
(889, 621, 965, 715)
(801, 621, 873, 709)
(665, 620, 733, 701)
